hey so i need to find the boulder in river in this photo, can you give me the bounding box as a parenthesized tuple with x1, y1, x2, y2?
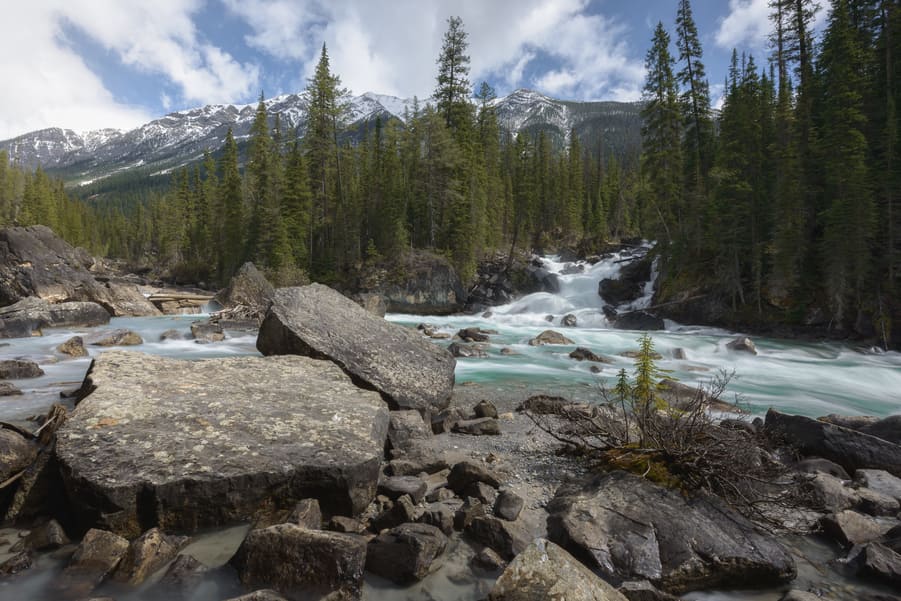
(613, 310, 665, 331)
(230, 523, 367, 600)
(0, 297, 111, 338)
(214, 262, 275, 317)
(365, 523, 448, 584)
(87, 328, 143, 346)
(57, 335, 88, 358)
(111, 527, 188, 585)
(51, 528, 129, 599)
(190, 321, 225, 343)
(354, 250, 465, 315)
(598, 256, 653, 306)
(528, 330, 574, 346)
(55, 351, 389, 537)
(547, 471, 796, 593)
(0, 382, 21, 396)
(489, 538, 628, 601)
(764, 410, 901, 478)
(257, 284, 455, 415)
(0, 358, 44, 379)
(726, 336, 758, 354)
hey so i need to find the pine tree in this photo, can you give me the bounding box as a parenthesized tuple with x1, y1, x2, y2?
(433, 16, 472, 136)
(218, 128, 244, 280)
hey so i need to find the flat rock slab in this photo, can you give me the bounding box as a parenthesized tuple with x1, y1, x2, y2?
(55, 351, 389, 537)
(257, 284, 455, 415)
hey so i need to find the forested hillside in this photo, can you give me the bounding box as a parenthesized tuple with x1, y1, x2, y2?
(1, 0, 899, 347)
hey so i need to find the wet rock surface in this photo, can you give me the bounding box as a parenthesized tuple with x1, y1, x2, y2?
(55, 351, 389, 536)
(257, 284, 455, 415)
(0, 297, 110, 338)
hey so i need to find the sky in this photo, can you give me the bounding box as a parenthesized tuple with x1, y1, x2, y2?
(0, 0, 827, 141)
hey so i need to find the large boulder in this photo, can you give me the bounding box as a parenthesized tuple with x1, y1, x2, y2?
(598, 256, 652, 306)
(489, 538, 628, 601)
(257, 284, 455, 415)
(365, 523, 448, 583)
(355, 250, 466, 315)
(547, 471, 796, 594)
(55, 351, 389, 537)
(613, 311, 665, 331)
(0, 358, 44, 378)
(51, 528, 129, 599)
(111, 527, 188, 585)
(466, 255, 560, 311)
(71, 280, 161, 317)
(764, 410, 901, 478)
(0, 297, 110, 338)
(230, 523, 367, 600)
(214, 262, 275, 319)
(0, 429, 38, 482)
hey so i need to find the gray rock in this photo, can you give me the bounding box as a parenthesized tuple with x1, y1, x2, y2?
(447, 461, 502, 494)
(569, 347, 610, 363)
(448, 342, 488, 358)
(528, 330, 574, 346)
(856, 486, 900, 517)
(452, 417, 501, 436)
(55, 351, 388, 537)
(808, 473, 858, 512)
(465, 481, 499, 506)
(474, 400, 499, 419)
(371, 495, 419, 532)
(190, 321, 225, 343)
(230, 523, 366, 600)
(467, 515, 531, 560)
(454, 498, 487, 531)
(159, 329, 184, 341)
(856, 469, 901, 502)
(672, 348, 687, 360)
(87, 328, 143, 346)
(820, 510, 897, 546)
(562, 314, 578, 327)
(329, 516, 364, 533)
(820, 414, 880, 431)
(72, 280, 161, 317)
(214, 262, 275, 320)
(726, 336, 757, 354)
(366, 523, 448, 583)
(765, 409, 901, 478)
(154, 553, 209, 597)
(494, 490, 524, 521)
(473, 547, 506, 571)
(0, 550, 33, 577)
(257, 284, 455, 415)
(489, 538, 628, 601)
(457, 327, 490, 342)
(286, 498, 322, 529)
(0, 381, 22, 396)
(547, 471, 796, 593)
(111, 527, 188, 585)
(10, 519, 69, 552)
(618, 580, 681, 601)
(614, 311, 665, 331)
(0, 297, 108, 339)
(52, 528, 129, 599)
(356, 250, 465, 315)
(0, 359, 43, 378)
(57, 335, 88, 358)
(796, 457, 851, 480)
(0, 429, 37, 483)
(857, 542, 901, 586)
(387, 410, 431, 453)
(418, 501, 459, 535)
(379, 476, 428, 504)
(861, 415, 901, 444)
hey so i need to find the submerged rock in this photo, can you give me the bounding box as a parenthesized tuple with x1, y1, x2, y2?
(547, 471, 796, 593)
(190, 321, 225, 344)
(0, 359, 43, 379)
(87, 328, 143, 346)
(528, 330, 574, 346)
(55, 351, 389, 536)
(726, 336, 757, 354)
(0, 382, 21, 396)
(489, 538, 628, 601)
(257, 284, 455, 415)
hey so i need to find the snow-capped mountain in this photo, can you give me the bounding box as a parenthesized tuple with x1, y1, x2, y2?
(0, 89, 641, 187)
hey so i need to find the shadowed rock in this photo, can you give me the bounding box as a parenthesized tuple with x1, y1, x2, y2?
(0, 297, 110, 338)
(365, 523, 448, 583)
(55, 351, 389, 537)
(257, 284, 455, 415)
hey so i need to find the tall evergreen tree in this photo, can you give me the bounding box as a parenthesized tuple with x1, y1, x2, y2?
(433, 16, 472, 136)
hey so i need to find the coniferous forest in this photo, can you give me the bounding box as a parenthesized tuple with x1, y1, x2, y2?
(1, 0, 899, 346)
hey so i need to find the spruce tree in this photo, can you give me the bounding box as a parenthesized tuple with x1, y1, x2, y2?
(433, 16, 472, 135)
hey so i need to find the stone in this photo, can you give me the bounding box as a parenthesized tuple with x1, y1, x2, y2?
(57, 335, 88, 358)
(861, 415, 901, 444)
(856, 486, 900, 517)
(569, 347, 610, 363)
(858, 542, 901, 586)
(448, 342, 488, 358)
(454, 498, 486, 531)
(72, 280, 161, 317)
(230, 523, 366, 600)
(562, 314, 578, 327)
(528, 330, 574, 346)
(87, 328, 143, 346)
(111, 527, 188, 585)
(458, 327, 490, 342)
(726, 336, 757, 354)
(223, 591, 289, 601)
(356, 250, 465, 315)
(190, 321, 225, 343)
(329, 516, 364, 534)
(494, 490, 524, 521)
(474, 400, 499, 419)
(154, 553, 209, 595)
(820, 510, 897, 546)
(0, 428, 37, 483)
(0, 297, 108, 339)
(0, 381, 22, 396)
(672, 348, 687, 360)
(473, 547, 506, 571)
(0, 359, 43, 379)
(214, 262, 275, 319)
(379, 476, 428, 504)
(55, 351, 389, 537)
(447, 461, 501, 494)
(489, 538, 628, 601)
(387, 410, 431, 452)
(257, 284, 455, 415)
(466, 515, 531, 560)
(547, 471, 796, 594)
(371, 495, 419, 532)
(820, 414, 880, 431)
(464, 481, 499, 506)
(52, 528, 129, 598)
(795, 457, 851, 480)
(856, 469, 901, 502)
(159, 329, 184, 341)
(598, 258, 652, 306)
(452, 417, 501, 436)
(765, 410, 901, 478)
(808, 473, 858, 512)
(613, 311, 665, 331)
(286, 498, 322, 529)
(365, 523, 448, 583)
(418, 501, 458, 535)
(10, 519, 70, 552)
(618, 580, 681, 601)
(0, 551, 33, 577)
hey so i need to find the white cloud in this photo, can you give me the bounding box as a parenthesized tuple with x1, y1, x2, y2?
(223, 0, 646, 103)
(714, 0, 771, 50)
(0, 0, 259, 139)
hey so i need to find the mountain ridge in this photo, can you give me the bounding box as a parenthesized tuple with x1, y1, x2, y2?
(0, 88, 642, 187)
